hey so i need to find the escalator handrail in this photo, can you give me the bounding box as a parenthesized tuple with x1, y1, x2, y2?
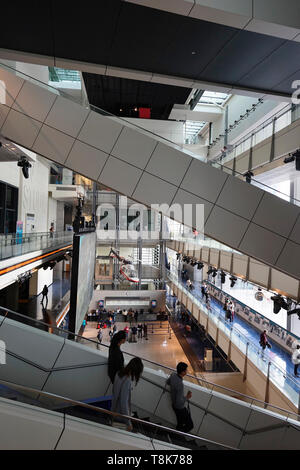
(0, 305, 299, 420)
(0, 377, 237, 450)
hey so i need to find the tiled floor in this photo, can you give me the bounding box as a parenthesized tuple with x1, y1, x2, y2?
(82, 320, 198, 382)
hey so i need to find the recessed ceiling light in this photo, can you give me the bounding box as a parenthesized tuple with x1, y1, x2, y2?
(192, 51, 196, 55)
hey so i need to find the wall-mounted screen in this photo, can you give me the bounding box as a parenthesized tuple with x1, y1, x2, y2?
(70, 231, 96, 333)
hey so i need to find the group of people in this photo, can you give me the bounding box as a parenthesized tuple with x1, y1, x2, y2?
(108, 331, 193, 433)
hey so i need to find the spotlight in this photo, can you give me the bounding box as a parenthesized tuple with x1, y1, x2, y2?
(284, 155, 295, 164)
(207, 266, 214, 275)
(197, 262, 204, 270)
(17, 156, 32, 179)
(271, 294, 289, 313)
(230, 276, 237, 288)
(176, 252, 181, 260)
(220, 271, 226, 284)
(212, 269, 217, 278)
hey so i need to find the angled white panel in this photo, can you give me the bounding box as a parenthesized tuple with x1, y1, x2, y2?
(146, 143, 192, 187)
(45, 96, 90, 137)
(0, 318, 64, 368)
(0, 355, 49, 391)
(252, 193, 300, 239)
(270, 268, 299, 298)
(13, 81, 57, 122)
(232, 253, 248, 277)
(65, 140, 109, 180)
(172, 189, 213, 230)
(58, 416, 154, 450)
(205, 206, 249, 249)
(0, 399, 63, 450)
(51, 340, 106, 368)
(253, 0, 300, 31)
(216, 176, 264, 220)
(99, 156, 142, 196)
(111, 126, 157, 169)
(239, 408, 288, 450)
(239, 223, 286, 266)
(198, 412, 243, 448)
(288, 214, 300, 244)
(77, 112, 123, 154)
(220, 251, 232, 271)
(0, 104, 10, 129)
(32, 125, 75, 164)
(281, 422, 300, 450)
(1, 109, 42, 148)
(206, 393, 252, 429)
(248, 259, 269, 288)
(132, 172, 177, 206)
(180, 159, 228, 203)
(43, 366, 110, 401)
(190, 0, 252, 28)
(0, 68, 24, 107)
(276, 241, 300, 279)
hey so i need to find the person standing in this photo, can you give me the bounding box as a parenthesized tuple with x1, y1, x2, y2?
(111, 357, 144, 432)
(108, 331, 126, 383)
(166, 362, 193, 433)
(131, 325, 138, 343)
(97, 328, 103, 350)
(134, 310, 138, 323)
(49, 223, 54, 239)
(137, 323, 143, 340)
(41, 284, 49, 308)
(143, 323, 148, 340)
(292, 345, 300, 377)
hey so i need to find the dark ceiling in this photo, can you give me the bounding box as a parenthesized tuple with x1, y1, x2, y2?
(82, 74, 191, 119)
(1, 1, 300, 96)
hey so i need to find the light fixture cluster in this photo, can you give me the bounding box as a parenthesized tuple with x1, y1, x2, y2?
(208, 98, 264, 151)
(177, 252, 204, 270)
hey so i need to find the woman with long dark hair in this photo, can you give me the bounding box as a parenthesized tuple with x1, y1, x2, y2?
(111, 357, 144, 432)
(108, 330, 126, 383)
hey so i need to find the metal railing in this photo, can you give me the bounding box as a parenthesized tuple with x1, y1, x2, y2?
(1, 60, 299, 206)
(0, 231, 73, 261)
(168, 271, 300, 411)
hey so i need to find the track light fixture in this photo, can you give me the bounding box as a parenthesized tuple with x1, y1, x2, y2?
(220, 271, 226, 284)
(17, 156, 32, 179)
(230, 275, 237, 288)
(197, 261, 204, 270)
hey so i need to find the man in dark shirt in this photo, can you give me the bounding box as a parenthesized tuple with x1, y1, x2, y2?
(166, 362, 193, 433)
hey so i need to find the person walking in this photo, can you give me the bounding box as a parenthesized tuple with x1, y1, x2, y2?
(166, 362, 193, 433)
(292, 345, 300, 377)
(259, 330, 271, 359)
(41, 284, 49, 308)
(111, 357, 144, 432)
(97, 328, 103, 350)
(108, 331, 126, 383)
(143, 323, 148, 340)
(137, 323, 143, 340)
(131, 325, 138, 343)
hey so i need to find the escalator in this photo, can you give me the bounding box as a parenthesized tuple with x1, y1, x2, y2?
(0, 305, 299, 449)
(0, 378, 233, 450)
(0, 62, 300, 279)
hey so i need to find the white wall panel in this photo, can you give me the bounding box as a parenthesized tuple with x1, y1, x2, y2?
(100, 156, 142, 196)
(13, 82, 56, 122)
(205, 206, 249, 249)
(270, 268, 299, 298)
(248, 259, 269, 288)
(65, 140, 108, 180)
(111, 126, 157, 169)
(232, 254, 248, 277)
(132, 172, 177, 206)
(220, 251, 232, 271)
(146, 143, 192, 187)
(0, 398, 63, 450)
(77, 112, 123, 154)
(2, 109, 42, 148)
(239, 223, 286, 265)
(45, 96, 90, 138)
(276, 241, 300, 279)
(33, 125, 75, 164)
(0, 68, 24, 107)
